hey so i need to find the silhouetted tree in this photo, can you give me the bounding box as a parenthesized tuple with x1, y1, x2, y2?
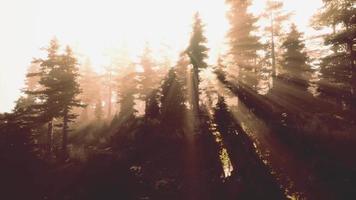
(57, 46, 82, 159)
(280, 24, 309, 82)
(193, 105, 225, 199)
(144, 89, 160, 120)
(312, 0, 356, 113)
(0, 113, 40, 199)
(213, 96, 286, 200)
(175, 52, 190, 99)
(27, 41, 82, 159)
(160, 68, 186, 133)
(139, 44, 160, 117)
(186, 12, 209, 130)
(0, 95, 47, 199)
(28, 38, 62, 156)
(17, 63, 42, 129)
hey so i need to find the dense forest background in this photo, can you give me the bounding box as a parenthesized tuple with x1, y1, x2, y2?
(0, 0, 355, 199)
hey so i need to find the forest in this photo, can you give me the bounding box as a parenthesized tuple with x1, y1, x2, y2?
(0, 0, 355, 199)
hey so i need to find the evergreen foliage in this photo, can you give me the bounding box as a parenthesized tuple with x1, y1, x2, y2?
(280, 24, 309, 79)
(226, 0, 262, 88)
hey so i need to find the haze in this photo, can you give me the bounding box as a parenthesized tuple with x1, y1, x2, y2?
(0, 0, 322, 112)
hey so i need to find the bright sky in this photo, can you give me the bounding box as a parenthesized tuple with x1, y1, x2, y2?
(0, 0, 322, 113)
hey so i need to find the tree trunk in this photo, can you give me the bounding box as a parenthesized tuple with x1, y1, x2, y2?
(107, 71, 112, 119)
(271, 14, 276, 77)
(47, 119, 53, 156)
(192, 67, 200, 133)
(348, 40, 356, 121)
(62, 110, 69, 160)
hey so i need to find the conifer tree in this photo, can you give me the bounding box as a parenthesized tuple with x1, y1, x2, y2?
(20, 63, 42, 128)
(175, 52, 190, 97)
(28, 40, 82, 159)
(57, 46, 82, 158)
(160, 68, 186, 132)
(186, 12, 209, 117)
(262, 0, 291, 77)
(25, 63, 41, 92)
(139, 45, 159, 116)
(280, 24, 309, 80)
(0, 106, 39, 199)
(144, 89, 160, 120)
(213, 96, 286, 199)
(312, 0, 356, 111)
(226, 0, 262, 89)
(29, 38, 62, 156)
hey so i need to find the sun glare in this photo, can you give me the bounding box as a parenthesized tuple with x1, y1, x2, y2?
(0, 0, 322, 112)
(32, 0, 229, 71)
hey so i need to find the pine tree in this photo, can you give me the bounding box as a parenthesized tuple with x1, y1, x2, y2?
(57, 46, 82, 158)
(160, 68, 186, 132)
(29, 38, 62, 156)
(25, 63, 41, 92)
(186, 12, 209, 118)
(0, 107, 40, 199)
(213, 96, 286, 199)
(138, 44, 159, 116)
(280, 24, 309, 80)
(214, 96, 231, 133)
(144, 89, 160, 120)
(111, 45, 132, 117)
(20, 63, 42, 128)
(175, 52, 190, 97)
(28, 40, 82, 159)
(312, 0, 356, 112)
(157, 50, 172, 81)
(226, 0, 262, 89)
(262, 0, 291, 77)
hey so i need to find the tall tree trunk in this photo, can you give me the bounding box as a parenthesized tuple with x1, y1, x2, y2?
(192, 67, 200, 133)
(349, 40, 356, 121)
(62, 110, 69, 160)
(47, 119, 53, 156)
(108, 85, 112, 119)
(186, 49, 201, 135)
(107, 71, 112, 119)
(271, 14, 276, 77)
